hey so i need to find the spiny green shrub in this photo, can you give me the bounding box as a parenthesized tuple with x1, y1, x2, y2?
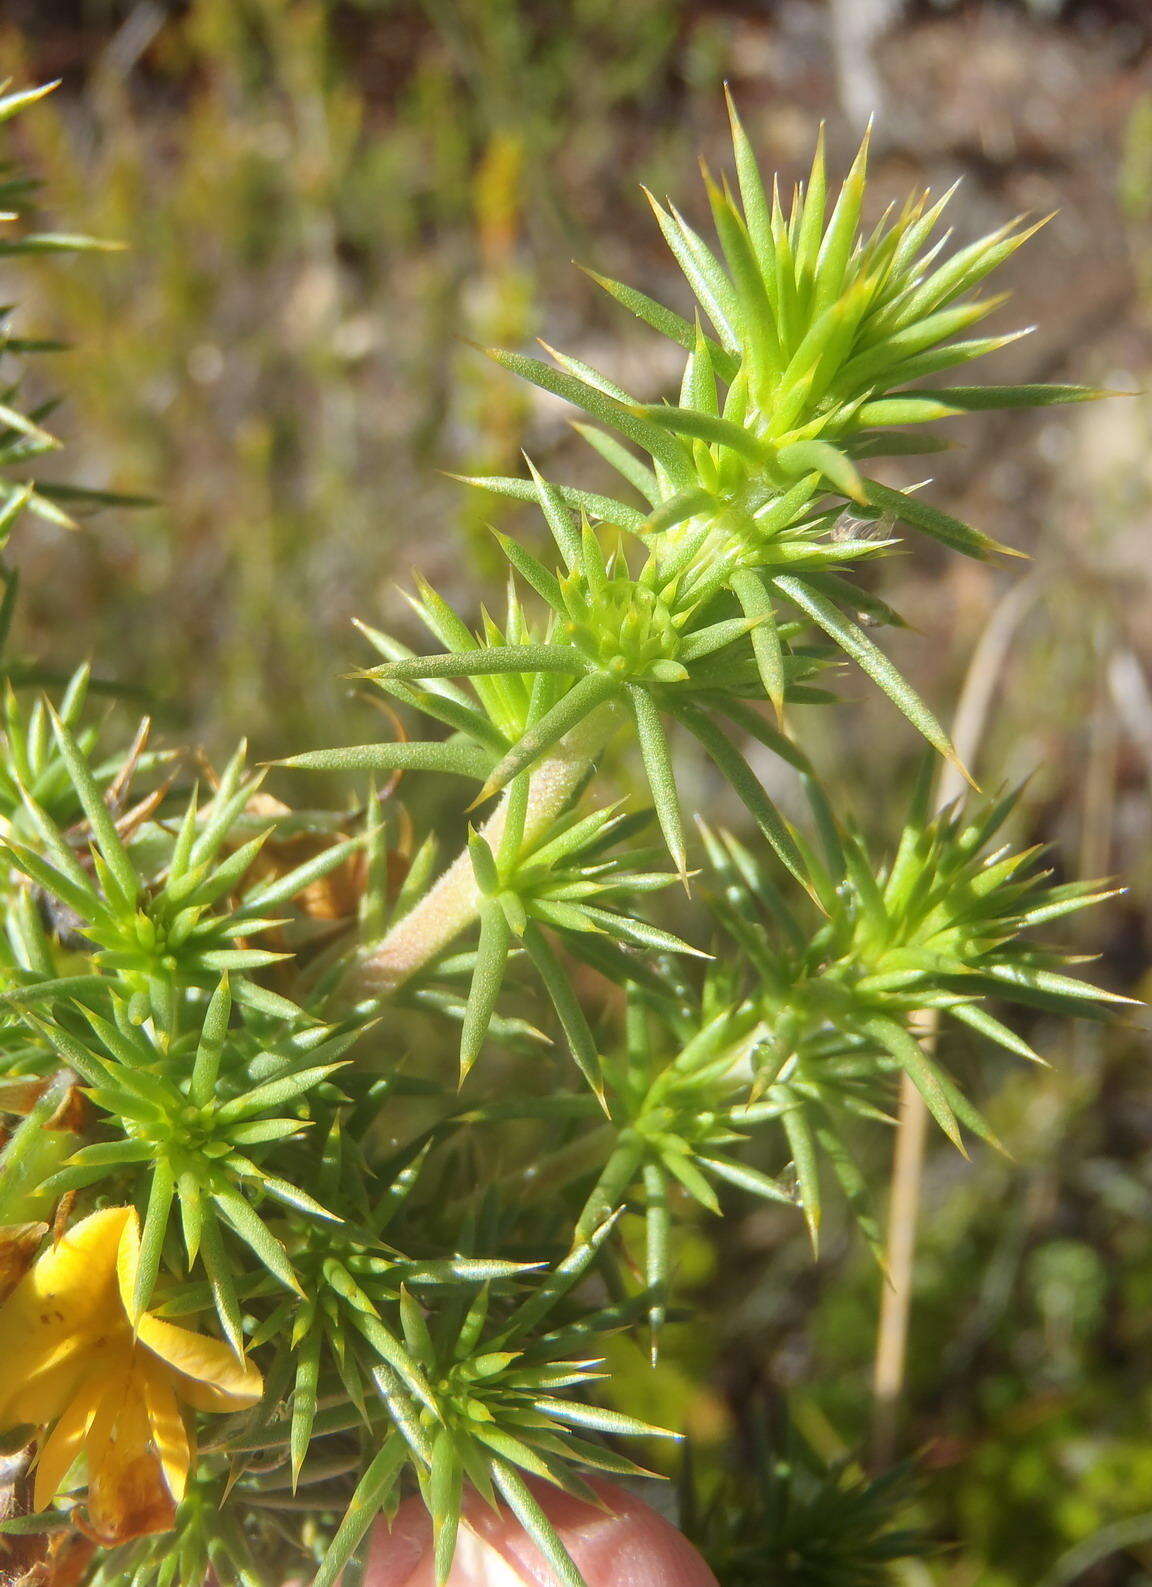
(0, 81, 1123, 1587)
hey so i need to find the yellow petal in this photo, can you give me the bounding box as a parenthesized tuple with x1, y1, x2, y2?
(3, 1351, 100, 1433)
(139, 1361, 191, 1504)
(135, 1312, 262, 1412)
(83, 1373, 176, 1547)
(33, 1379, 99, 1511)
(115, 1203, 142, 1318)
(0, 1207, 134, 1429)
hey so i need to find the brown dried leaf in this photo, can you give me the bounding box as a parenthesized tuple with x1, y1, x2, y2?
(0, 1224, 48, 1306)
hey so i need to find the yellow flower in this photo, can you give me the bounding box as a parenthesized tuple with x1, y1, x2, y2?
(0, 1206, 262, 1545)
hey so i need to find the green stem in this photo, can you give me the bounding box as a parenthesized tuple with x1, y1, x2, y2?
(575, 1133, 645, 1242)
(342, 703, 619, 999)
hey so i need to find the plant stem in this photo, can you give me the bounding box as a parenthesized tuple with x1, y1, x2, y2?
(342, 703, 620, 999)
(870, 1027, 934, 1469)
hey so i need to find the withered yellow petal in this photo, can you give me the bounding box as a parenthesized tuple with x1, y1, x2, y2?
(84, 1374, 176, 1547)
(0, 1201, 260, 1541)
(0, 1207, 133, 1429)
(135, 1312, 262, 1411)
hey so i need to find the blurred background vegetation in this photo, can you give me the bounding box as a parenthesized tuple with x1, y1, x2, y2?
(2, 1, 1152, 1583)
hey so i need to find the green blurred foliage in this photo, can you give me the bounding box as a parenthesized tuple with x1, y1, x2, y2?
(0, 0, 696, 760)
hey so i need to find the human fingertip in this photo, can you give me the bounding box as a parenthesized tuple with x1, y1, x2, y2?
(362, 1497, 433, 1587)
(539, 1478, 719, 1587)
(362, 1478, 718, 1587)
